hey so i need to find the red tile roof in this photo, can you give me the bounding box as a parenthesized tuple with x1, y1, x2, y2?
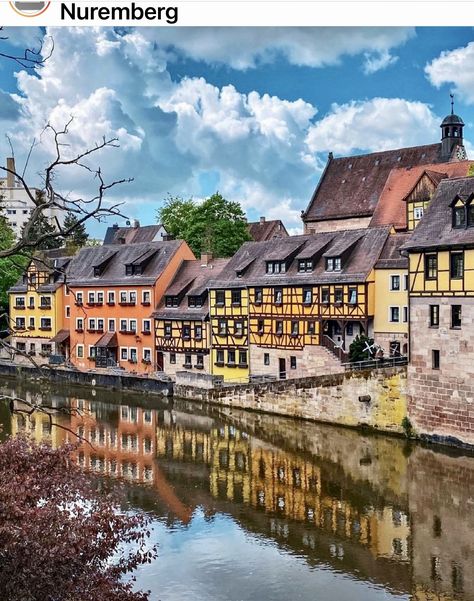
(248, 219, 289, 242)
(370, 161, 474, 230)
(303, 144, 443, 223)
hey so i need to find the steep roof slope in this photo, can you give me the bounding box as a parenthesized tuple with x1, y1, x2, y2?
(248, 219, 289, 241)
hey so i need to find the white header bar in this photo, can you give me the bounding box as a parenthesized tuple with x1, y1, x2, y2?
(1, 1, 474, 26)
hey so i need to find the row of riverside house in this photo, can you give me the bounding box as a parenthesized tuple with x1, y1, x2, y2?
(7, 106, 474, 444)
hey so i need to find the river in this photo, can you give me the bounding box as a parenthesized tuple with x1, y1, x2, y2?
(1, 378, 472, 601)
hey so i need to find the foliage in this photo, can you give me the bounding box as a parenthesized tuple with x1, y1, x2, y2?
(64, 211, 89, 252)
(401, 416, 415, 439)
(349, 334, 375, 363)
(0, 213, 28, 311)
(0, 436, 154, 601)
(22, 211, 62, 250)
(157, 193, 251, 257)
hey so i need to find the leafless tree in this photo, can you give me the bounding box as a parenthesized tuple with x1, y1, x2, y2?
(0, 26, 53, 69)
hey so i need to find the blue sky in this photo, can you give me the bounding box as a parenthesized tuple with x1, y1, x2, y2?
(1, 27, 474, 236)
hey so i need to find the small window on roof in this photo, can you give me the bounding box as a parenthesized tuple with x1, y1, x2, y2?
(397, 156, 402, 162)
(453, 199, 466, 228)
(326, 257, 342, 272)
(375, 159, 380, 166)
(348, 163, 352, 169)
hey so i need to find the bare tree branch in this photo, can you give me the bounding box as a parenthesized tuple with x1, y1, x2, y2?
(0, 27, 53, 69)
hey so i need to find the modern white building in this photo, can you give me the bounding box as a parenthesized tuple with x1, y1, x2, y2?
(0, 157, 64, 239)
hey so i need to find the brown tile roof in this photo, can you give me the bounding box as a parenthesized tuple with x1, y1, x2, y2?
(402, 176, 474, 251)
(103, 224, 166, 245)
(9, 251, 72, 294)
(248, 219, 289, 242)
(303, 144, 443, 223)
(370, 161, 474, 230)
(375, 233, 410, 269)
(95, 331, 118, 348)
(50, 329, 70, 344)
(153, 258, 229, 320)
(66, 240, 184, 287)
(209, 227, 391, 287)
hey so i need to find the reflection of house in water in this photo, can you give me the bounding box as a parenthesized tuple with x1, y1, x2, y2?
(11, 397, 67, 449)
(155, 415, 410, 565)
(409, 448, 474, 601)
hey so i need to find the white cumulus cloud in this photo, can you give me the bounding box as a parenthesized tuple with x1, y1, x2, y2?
(426, 42, 474, 104)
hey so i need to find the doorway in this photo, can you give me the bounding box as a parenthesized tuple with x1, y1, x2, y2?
(156, 351, 164, 371)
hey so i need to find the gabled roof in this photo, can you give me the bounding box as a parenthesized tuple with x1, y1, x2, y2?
(66, 240, 184, 286)
(9, 250, 71, 294)
(103, 224, 167, 245)
(153, 258, 229, 320)
(303, 144, 443, 223)
(248, 219, 289, 242)
(370, 161, 474, 230)
(209, 227, 390, 287)
(402, 176, 474, 251)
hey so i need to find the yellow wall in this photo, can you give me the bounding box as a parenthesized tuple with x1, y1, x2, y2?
(410, 249, 474, 296)
(374, 268, 408, 335)
(407, 199, 430, 231)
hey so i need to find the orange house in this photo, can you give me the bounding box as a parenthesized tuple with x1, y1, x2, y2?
(67, 240, 194, 374)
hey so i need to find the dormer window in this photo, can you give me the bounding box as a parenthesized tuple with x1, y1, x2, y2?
(266, 261, 286, 274)
(326, 257, 341, 271)
(298, 260, 313, 273)
(165, 296, 178, 308)
(188, 295, 203, 308)
(125, 264, 142, 276)
(453, 200, 466, 228)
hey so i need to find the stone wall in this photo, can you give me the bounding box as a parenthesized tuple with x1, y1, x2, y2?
(162, 351, 210, 381)
(408, 297, 474, 447)
(250, 344, 344, 380)
(175, 366, 408, 435)
(304, 216, 372, 234)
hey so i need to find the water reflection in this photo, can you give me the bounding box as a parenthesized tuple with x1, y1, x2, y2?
(3, 381, 474, 601)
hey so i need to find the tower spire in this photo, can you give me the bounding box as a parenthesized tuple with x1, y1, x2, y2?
(450, 93, 455, 115)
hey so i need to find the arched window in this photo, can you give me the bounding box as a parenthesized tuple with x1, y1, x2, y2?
(453, 127, 459, 138)
(445, 127, 450, 138)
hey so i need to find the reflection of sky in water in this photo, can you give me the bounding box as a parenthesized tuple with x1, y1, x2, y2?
(134, 509, 409, 601)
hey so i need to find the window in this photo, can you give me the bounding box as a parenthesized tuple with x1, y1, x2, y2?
(28, 296, 34, 309)
(77, 345, 84, 359)
(231, 289, 241, 306)
(403, 306, 408, 323)
(29, 317, 35, 329)
(227, 349, 236, 365)
(307, 321, 315, 335)
(266, 261, 286, 274)
(40, 296, 51, 308)
(346, 323, 353, 336)
(239, 350, 247, 366)
(216, 350, 224, 365)
(298, 259, 313, 273)
(215, 290, 225, 306)
(291, 321, 299, 336)
(40, 318, 51, 330)
(15, 317, 25, 330)
(321, 288, 329, 304)
(93, 267, 101, 278)
(414, 206, 424, 220)
(188, 295, 203, 308)
(142, 290, 151, 305)
(389, 307, 400, 322)
(451, 305, 462, 328)
(120, 348, 128, 361)
(450, 252, 464, 279)
(432, 349, 440, 370)
(108, 319, 116, 332)
(425, 254, 438, 280)
(120, 291, 127, 304)
(129, 320, 137, 333)
(129, 291, 137, 305)
(468, 203, 474, 228)
(302, 288, 312, 305)
(88, 318, 96, 331)
(275, 320, 283, 335)
(264, 353, 270, 366)
(453, 203, 466, 228)
(97, 319, 104, 332)
(254, 288, 263, 304)
(88, 346, 97, 359)
(390, 275, 400, 291)
(429, 305, 439, 327)
(97, 291, 104, 304)
(142, 319, 151, 333)
(76, 318, 84, 331)
(182, 324, 191, 339)
(218, 319, 227, 336)
(65, 306, 70, 318)
(129, 348, 137, 363)
(88, 291, 95, 304)
(170, 353, 176, 364)
(234, 321, 244, 337)
(404, 274, 409, 291)
(15, 296, 25, 308)
(326, 257, 342, 271)
(348, 288, 357, 304)
(16, 341, 26, 352)
(334, 288, 343, 304)
(41, 344, 52, 355)
(107, 291, 115, 304)
(195, 324, 202, 339)
(274, 288, 283, 304)
(257, 319, 264, 335)
(164, 322, 172, 337)
(290, 356, 297, 370)
(120, 319, 128, 332)
(143, 348, 152, 362)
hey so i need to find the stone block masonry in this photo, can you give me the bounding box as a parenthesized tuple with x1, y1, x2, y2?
(175, 366, 408, 435)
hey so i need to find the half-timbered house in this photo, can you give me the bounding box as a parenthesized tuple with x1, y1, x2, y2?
(154, 254, 229, 379)
(208, 227, 390, 381)
(402, 176, 474, 446)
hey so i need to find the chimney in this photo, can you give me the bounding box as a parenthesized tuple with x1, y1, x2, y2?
(132, 219, 140, 228)
(259, 216, 265, 225)
(6, 157, 15, 188)
(112, 223, 119, 230)
(201, 252, 213, 266)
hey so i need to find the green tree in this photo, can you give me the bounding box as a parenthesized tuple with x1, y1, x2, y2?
(63, 211, 89, 251)
(349, 334, 375, 363)
(0, 212, 28, 313)
(157, 193, 251, 257)
(22, 212, 62, 250)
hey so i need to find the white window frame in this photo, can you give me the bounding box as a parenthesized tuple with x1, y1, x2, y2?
(119, 290, 128, 304)
(390, 274, 401, 292)
(143, 347, 152, 361)
(129, 319, 137, 333)
(88, 291, 96, 304)
(97, 318, 104, 331)
(142, 289, 151, 304)
(88, 318, 96, 331)
(107, 290, 115, 304)
(403, 306, 408, 323)
(403, 274, 409, 291)
(40, 317, 51, 329)
(120, 319, 128, 332)
(29, 316, 35, 328)
(88, 345, 96, 358)
(76, 317, 84, 330)
(76, 344, 84, 359)
(108, 318, 116, 332)
(16, 317, 25, 329)
(142, 319, 151, 333)
(96, 290, 104, 304)
(129, 290, 137, 305)
(414, 206, 424, 220)
(75, 291, 84, 304)
(120, 347, 128, 361)
(65, 305, 70, 318)
(15, 296, 25, 307)
(129, 347, 138, 362)
(389, 306, 400, 323)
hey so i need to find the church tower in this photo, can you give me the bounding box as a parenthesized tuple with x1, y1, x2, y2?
(440, 95, 466, 161)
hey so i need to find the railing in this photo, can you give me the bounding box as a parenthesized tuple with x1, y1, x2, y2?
(342, 356, 408, 372)
(321, 335, 348, 362)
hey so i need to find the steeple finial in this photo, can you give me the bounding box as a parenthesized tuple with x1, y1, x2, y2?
(450, 93, 455, 115)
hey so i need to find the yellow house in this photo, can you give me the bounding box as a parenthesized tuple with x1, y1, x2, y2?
(373, 233, 410, 357)
(8, 250, 71, 363)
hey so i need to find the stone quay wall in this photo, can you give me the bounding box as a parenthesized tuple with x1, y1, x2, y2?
(175, 366, 408, 435)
